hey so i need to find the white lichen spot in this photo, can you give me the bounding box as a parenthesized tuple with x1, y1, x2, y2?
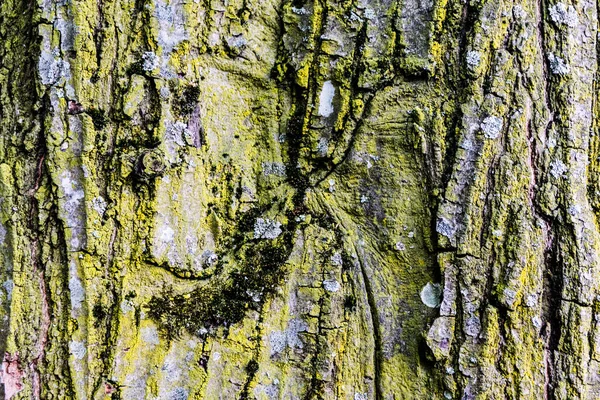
(349, 11, 362, 22)
(226, 35, 247, 49)
(548, 53, 571, 75)
(120, 299, 134, 314)
(82, 165, 91, 179)
(549, 2, 578, 27)
(481, 116, 503, 139)
(513, 5, 527, 18)
(503, 288, 517, 307)
(466, 51, 481, 68)
(331, 252, 343, 266)
(269, 319, 308, 356)
(141, 326, 160, 346)
(526, 293, 538, 307)
(360, 195, 369, 203)
(158, 225, 175, 245)
(269, 331, 287, 356)
(262, 162, 286, 176)
(196, 327, 208, 336)
(60, 173, 84, 210)
(291, 6, 308, 14)
(323, 279, 341, 292)
(60, 171, 85, 249)
(256, 382, 279, 400)
(408, 231, 415, 238)
(395, 241, 406, 251)
(465, 316, 481, 337)
(91, 196, 107, 216)
(155, 0, 188, 55)
(287, 318, 308, 349)
(317, 137, 329, 156)
(328, 179, 336, 193)
(364, 8, 376, 20)
(568, 204, 582, 216)
(207, 32, 220, 47)
(200, 250, 218, 267)
(69, 341, 86, 360)
(532, 315, 542, 329)
(254, 218, 282, 239)
(160, 85, 171, 99)
(492, 229, 503, 237)
(167, 388, 189, 400)
(142, 51, 160, 71)
(0, 223, 6, 246)
(318, 81, 335, 117)
(420, 282, 442, 308)
(550, 159, 568, 178)
(38, 48, 69, 86)
(165, 121, 188, 146)
(436, 217, 457, 240)
(2, 280, 13, 299)
(69, 270, 84, 311)
(246, 289, 261, 302)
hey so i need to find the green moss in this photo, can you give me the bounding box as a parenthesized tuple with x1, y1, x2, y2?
(172, 84, 201, 117)
(148, 206, 294, 339)
(86, 107, 109, 131)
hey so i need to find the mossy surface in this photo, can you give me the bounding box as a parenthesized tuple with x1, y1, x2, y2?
(1, 0, 599, 398)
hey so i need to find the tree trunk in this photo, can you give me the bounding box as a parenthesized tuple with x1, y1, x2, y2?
(0, 0, 597, 397)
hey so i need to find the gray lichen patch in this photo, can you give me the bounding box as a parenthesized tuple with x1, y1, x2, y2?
(323, 279, 341, 292)
(436, 217, 457, 241)
(68, 260, 85, 312)
(548, 53, 571, 75)
(0, 223, 6, 246)
(261, 162, 286, 176)
(269, 318, 308, 357)
(549, 2, 579, 27)
(91, 196, 107, 216)
(420, 282, 442, 308)
(466, 51, 481, 68)
(550, 159, 568, 178)
(142, 51, 160, 71)
(141, 326, 160, 347)
(154, 0, 188, 55)
(69, 341, 87, 360)
(481, 116, 503, 139)
(254, 218, 282, 239)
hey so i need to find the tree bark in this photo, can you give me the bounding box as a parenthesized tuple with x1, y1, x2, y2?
(0, 0, 598, 398)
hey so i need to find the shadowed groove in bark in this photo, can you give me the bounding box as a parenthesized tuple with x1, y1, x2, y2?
(356, 254, 383, 400)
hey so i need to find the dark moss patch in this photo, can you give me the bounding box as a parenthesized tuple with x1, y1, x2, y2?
(173, 85, 200, 117)
(87, 108, 109, 130)
(245, 359, 259, 374)
(147, 218, 292, 339)
(127, 60, 145, 76)
(92, 303, 107, 321)
(344, 295, 356, 310)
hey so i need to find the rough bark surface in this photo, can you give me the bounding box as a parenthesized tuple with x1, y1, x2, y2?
(0, 0, 599, 398)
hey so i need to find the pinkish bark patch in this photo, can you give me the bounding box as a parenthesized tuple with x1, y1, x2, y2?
(2, 353, 24, 399)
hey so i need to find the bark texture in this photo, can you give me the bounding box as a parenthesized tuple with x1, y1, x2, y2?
(0, 0, 599, 397)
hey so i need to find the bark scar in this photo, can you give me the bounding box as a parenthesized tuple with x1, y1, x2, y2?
(2, 352, 24, 400)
